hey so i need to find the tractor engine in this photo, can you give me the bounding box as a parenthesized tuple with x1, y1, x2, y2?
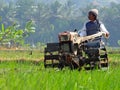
(58, 31, 80, 69)
(59, 31, 78, 55)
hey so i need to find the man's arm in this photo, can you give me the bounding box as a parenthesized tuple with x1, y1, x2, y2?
(78, 23, 87, 36)
(100, 23, 110, 38)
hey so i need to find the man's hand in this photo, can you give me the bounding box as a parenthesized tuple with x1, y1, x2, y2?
(102, 32, 109, 38)
(106, 33, 110, 38)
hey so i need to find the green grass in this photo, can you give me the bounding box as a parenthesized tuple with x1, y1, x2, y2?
(0, 50, 44, 61)
(0, 50, 119, 90)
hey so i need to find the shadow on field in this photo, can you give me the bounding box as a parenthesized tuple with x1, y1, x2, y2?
(0, 59, 120, 69)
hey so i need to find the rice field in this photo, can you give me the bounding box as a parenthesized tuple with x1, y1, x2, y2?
(0, 50, 119, 90)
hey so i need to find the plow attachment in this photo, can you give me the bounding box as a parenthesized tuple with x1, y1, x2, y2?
(44, 43, 60, 67)
(82, 46, 109, 70)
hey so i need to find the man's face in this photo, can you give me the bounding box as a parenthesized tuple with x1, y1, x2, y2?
(88, 12, 96, 21)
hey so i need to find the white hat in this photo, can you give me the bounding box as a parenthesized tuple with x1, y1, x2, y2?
(89, 9, 98, 17)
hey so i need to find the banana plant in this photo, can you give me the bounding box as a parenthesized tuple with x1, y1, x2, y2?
(0, 24, 11, 42)
(24, 20, 35, 37)
(0, 20, 35, 46)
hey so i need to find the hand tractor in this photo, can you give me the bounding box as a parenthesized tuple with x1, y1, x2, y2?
(44, 30, 108, 70)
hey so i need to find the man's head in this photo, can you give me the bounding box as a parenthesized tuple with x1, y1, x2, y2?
(88, 9, 98, 21)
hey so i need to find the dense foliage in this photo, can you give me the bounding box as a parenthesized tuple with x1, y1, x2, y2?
(0, 0, 120, 46)
(0, 20, 35, 47)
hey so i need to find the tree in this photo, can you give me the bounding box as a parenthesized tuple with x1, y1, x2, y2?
(15, 0, 35, 27)
(0, 20, 35, 47)
(0, 0, 120, 46)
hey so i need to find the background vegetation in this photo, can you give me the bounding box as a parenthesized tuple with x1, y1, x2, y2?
(0, 1, 119, 90)
(0, 0, 120, 47)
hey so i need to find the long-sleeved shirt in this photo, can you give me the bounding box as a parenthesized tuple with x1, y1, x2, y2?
(78, 20, 109, 37)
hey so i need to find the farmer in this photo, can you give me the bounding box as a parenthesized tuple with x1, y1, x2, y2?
(78, 9, 109, 38)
